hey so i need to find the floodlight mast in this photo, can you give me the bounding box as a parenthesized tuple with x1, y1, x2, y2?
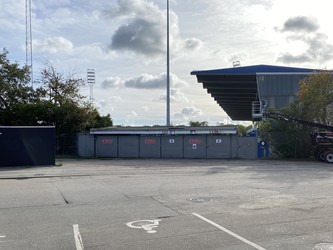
(87, 69, 95, 103)
(166, 0, 171, 127)
(25, 0, 33, 86)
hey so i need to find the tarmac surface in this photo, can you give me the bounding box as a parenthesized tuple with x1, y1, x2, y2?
(0, 158, 333, 250)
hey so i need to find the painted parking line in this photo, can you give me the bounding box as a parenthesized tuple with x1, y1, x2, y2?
(0, 235, 6, 243)
(73, 224, 84, 250)
(192, 213, 266, 250)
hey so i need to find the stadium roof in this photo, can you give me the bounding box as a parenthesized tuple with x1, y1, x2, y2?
(191, 64, 317, 121)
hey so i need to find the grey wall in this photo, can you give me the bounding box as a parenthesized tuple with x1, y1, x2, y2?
(77, 133, 95, 157)
(161, 136, 184, 158)
(96, 136, 118, 157)
(78, 134, 257, 160)
(257, 74, 309, 110)
(118, 136, 139, 158)
(238, 137, 257, 160)
(184, 136, 207, 158)
(140, 136, 161, 158)
(207, 135, 232, 158)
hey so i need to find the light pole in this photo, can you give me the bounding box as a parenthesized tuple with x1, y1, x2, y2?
(26, 0, 33, 86)
(166, 0, 171, 127)
(87, 69, 95, 103)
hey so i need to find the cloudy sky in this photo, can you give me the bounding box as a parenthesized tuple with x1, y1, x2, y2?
(2, 0, 333, 126)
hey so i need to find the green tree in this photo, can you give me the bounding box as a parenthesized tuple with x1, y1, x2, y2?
(35, 63, 113, 154)
(298, 71, 333, 125)
(0, 49, 35, 112)
(189, 121, 208, 126)
(237, 124, 253, 137)
(259, 73, 331, 158)
(0, 49, 113, 154)
(258, 104, 313, 158)
(258, 71, 333, 159)
(94, 113, 113, 128)
(37, 61, 85, 106)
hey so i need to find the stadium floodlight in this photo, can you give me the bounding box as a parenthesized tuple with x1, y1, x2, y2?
(87, 69, 95, 103)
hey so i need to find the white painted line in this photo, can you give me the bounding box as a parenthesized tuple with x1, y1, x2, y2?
(73, 224, 84, 250)
(192, 213, 266, 250)
(126, 219, 161, 233)
(0, 235, 6, 243)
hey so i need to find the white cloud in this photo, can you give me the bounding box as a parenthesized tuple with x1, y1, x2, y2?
(101, 72, 188, 89)
(125, 72, 188, 89)
(4, 0, 333, 126)
(0, 1, 25, 30)
(95, 96, 123, 114)
(103, 0, 202, 59)
(276, 16, 333, 64)
(110, 18, 165, 56)
(182, 38, 203, 51)
(33, 36, 73, 54)
(104, 0, 167, 57)
(103, 0, 159, 19)
(174, 106, 203, 122)
(157, 88, 189, 104)
(101, 76, 123, 89)
(129, 110, 138, 117)
(110, 96, 122, 103)
(279, 16, 320, 33)
(96, 99, 108, 109)
(124, 73, 166, 89)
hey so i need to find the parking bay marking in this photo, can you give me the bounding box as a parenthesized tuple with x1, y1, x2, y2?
(73, 224, 84, 250)
(126, 219, 161, 233)
(0, 235, 6, 243)
(192, 213, 266, 250)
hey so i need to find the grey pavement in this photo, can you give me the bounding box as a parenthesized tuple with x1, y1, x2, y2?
(0, 159, 333, 250)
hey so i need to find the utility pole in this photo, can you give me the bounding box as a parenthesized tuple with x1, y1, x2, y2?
(166, 0, 171, 126)
(25, 0, 33, 86)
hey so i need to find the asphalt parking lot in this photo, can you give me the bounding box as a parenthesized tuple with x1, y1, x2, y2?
(0, 159, 333, 250)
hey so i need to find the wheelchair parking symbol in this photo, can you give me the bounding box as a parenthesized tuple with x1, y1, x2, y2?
(126, 219, 161, 233)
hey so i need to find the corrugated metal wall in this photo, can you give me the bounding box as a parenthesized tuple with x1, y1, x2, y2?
(206, 135, 232, 158)
(257, 74, 308, 110)
(238, 137, 257, 159)
(161, 136, 184, 158)
(96, 135, 117, 157)
(77, 133, 95, 157)
(78, 134, 257, 159)
(140, 136, 161, 158)
(118, 136, 139, 158)
(184, 136, 207, 158)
